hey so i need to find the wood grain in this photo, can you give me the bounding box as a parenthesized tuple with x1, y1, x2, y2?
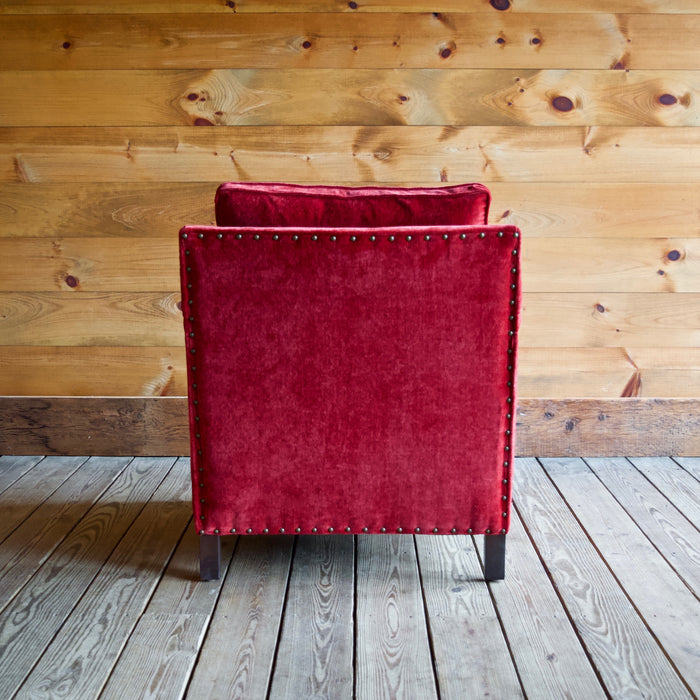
(516, 457, 693, 699)
(0, 456, 128, 612)
(1, 1, 697, 13)
(3, 396, 700, 456)
(0, 455, 86, 544)
(585, 457, 700, 596)
(3, 69, 699, 127)
(482, 509, 607, 699)
(0, 292, 182, 346)
(628, 456, 700, 528)
(674, 456, 700, 481)
(542, 457, 700, 694)
(1, 14, 698, 70)
(3, 126, 700, 184)
(186, 536, 294, 700)
(16, 458, 191, 700)
(268, 536, 354, 699)
(355, 535, 437, 700)
(414, 535, 523, 699)
(2, 182, 699, 240)
(4, 236, 698, 293)
(0, 457, 177, 698)
(0, 455, 43, 493)
(0, 347, 187, 396)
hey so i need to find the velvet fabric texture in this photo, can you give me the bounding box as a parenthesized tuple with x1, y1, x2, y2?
(215, 182, 491, 228)
(180, 211, 521, 537)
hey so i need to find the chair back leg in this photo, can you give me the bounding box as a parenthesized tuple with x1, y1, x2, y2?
(200, 534, 221, 580)
(484, 534, 506, 581)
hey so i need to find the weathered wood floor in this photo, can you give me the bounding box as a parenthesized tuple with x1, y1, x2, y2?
(0, 455, 697, 699)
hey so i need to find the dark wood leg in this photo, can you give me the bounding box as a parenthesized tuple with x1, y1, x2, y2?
(200, 534, 221, 581)
(484, 534, 506, 581)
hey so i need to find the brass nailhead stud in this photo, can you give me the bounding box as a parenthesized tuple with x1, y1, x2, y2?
(502, 495, 508, 501)
(214, 528, 220, 534)
(479, 232, 486, 239)
(329, 527, 334, 532)
(198, 233, 204, 239)
(415, 527, 421, 533)
(312, 235, 318, 241)
(345, 527, 351, 532)
(217, 233, 223, 239)
(185, 250, 190, 255)
(442, 234, 449, 240)
(199, 529, 204, 534)
(501, 528, 507, 534)
(247, 528, 253, 533)
(254, 234, 260, 240)
(511, 267, 517, 274)
(363, 527, 369, 533)
(486, 528, 491, 534)
(312, 527, 318, 533)
(236, 233, 242, 239)
(433, 528, 439, 533)
(512, 249, 517, 255)
(370, 235, 376, 241)
(503, 512, 508, 518)
(200, 515, 205, 520)
(467, 528, 473, 534)
(514, 232, 519, 237)
(424, 235, 430, 241)
(503, 479, 509, 484)
(497, 231, 504, 238)
(406, 235, 412, 241)
(231, 528, 237, 533)
(279, 528, 285, 533)
(388, 236, 395, 242)
(350, 235, 357, 242)
(397, 527, 403, 533)
(273, 234, 279, 240)
(330, 235, 337, 241)
(504, 461, 509, 467)
(380, 527, 387, 533)
(451, 528, 457, 533)
(293, 235, 299, 241)
(182, 233, 188, 239)
(295, 527, 301, 533)
(460, 233, 466, 240)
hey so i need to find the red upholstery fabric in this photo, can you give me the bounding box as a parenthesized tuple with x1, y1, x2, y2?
(215, 182, 491, 228)
(180, 215, 521, 537)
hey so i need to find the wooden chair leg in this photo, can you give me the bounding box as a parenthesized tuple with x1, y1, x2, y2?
(484, 533, 506, 581)
(200, 534, 221, 581)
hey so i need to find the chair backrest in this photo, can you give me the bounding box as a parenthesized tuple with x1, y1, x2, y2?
(180, 204, 521, 538)
(215, 182, 491, 228)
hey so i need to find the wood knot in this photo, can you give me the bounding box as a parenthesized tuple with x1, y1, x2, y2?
(658, 93, 677, 106)
(490, 0, 510, 9)
(552, 96, 574, 112)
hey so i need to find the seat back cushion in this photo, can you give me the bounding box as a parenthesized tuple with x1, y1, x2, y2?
(215, 182, 491, 228)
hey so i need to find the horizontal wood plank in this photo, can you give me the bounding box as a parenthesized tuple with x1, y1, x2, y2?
(2, 182, 698, 239)
(1, 396, 699, 456)
(3, 126, 700, 184)
(1, 291, 699, 348)
(3, 236, 698, 293)
(0, 292, 181, 346)
(3, 69, 699, 127)
(0, 347, 187, 396)
(1, 14, 698, 70)
(1, 1, 697, 14)
(2, 346, 700, 399)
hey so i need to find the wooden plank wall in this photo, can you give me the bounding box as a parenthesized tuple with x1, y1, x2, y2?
(0, 1, 699, 455)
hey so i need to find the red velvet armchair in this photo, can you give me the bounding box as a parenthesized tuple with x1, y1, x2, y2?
(179, 183, 521, 581)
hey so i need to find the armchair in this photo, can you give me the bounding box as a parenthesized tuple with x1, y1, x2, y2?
(179, 183, 521, 581)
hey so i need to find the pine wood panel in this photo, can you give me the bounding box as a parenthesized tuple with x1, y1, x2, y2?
(3, 69, 699, 127)
(414, 535, 524, 698)
(3, 346, 700, 398)
(1, 1, 697, 14)
(2, 291, 698, 348)
(0, 292, 181, 346)
(0, 457, 176, 697)
(1, 14, 698, 70)
(2, 182, 698, 239)
(0, 347, 187, 396)
(3, 236, 698, 293)
(515, 457, 693, 699)
(542, 457, 700, 693)
(4, 126, 700, 184)
(16, 458, 191, 700)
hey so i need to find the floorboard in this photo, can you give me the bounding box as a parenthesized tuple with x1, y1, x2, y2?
(0, 455, 698, 700)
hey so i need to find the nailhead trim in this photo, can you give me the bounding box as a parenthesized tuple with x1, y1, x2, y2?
(182, 225, 520, 536)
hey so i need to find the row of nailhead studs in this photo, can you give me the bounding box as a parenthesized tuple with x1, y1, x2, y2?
(500, 228, 520, 534)
(183, 231, 510, 242)
(210, 527, 496, 534)
(184, 228, 520, 535)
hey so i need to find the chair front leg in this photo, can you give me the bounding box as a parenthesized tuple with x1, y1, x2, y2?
(200, 534, 221, 581)
(484, 533, 506, 581)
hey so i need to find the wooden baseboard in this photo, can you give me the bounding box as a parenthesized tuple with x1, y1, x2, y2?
(1, 396, 699, 457)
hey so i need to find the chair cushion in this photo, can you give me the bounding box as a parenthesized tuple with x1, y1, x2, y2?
(215, 182, 491, 228)
(180, 224, 520, 537)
